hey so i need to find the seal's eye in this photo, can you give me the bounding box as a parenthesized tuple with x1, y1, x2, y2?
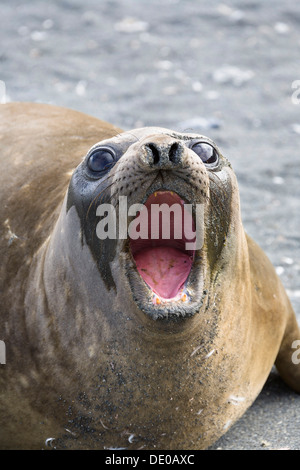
(191, 142, 219, 166)
(87, 148, 115, 173)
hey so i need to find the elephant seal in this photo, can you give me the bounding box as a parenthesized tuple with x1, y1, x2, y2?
(0, 102, 299, 450)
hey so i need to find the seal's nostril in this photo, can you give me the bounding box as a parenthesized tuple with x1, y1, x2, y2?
(169, 142, 179, 163)
(147, 143, 160, 165)
(144, 140, 182, 167)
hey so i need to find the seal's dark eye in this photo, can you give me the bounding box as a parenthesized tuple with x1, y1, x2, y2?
(87, 148, 115, 173)
(191, 142, 219, 166)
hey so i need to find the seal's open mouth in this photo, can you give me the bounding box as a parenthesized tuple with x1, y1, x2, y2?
(129, 191, 195, 301)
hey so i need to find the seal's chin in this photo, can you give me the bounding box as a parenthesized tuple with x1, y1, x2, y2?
(129, 191, 196, 303)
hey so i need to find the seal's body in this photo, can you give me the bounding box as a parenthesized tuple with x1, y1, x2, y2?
(0, 103, 299, 450)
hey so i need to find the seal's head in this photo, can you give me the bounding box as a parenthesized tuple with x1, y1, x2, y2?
(67, 127, 236, 320)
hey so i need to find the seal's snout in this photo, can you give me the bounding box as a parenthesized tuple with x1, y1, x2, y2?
(143, 139, 184, 168)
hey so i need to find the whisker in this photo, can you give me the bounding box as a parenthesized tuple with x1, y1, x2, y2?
(208, 173, 231, 225)
(86, 180, 117, 220)
(112, 130, 141, 143)
(85, 158, 127, 218)
(172, 171, 209, 200)
(90, 186, 122, 245)
(124, 132, 141, 143)
(172, 169, 230, 223)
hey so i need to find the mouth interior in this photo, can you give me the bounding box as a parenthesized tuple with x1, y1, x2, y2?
(129, 191, 195, 300)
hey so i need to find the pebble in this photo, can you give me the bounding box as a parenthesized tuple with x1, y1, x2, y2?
(261, 440, 271, 447)
(205, 90, 220, 100)
(272, 176, 284, 185)
(274, 22, 290, 34)
(212, 66, 254, 86)
(281, 257, 294, 265)
(30, 30, 47, 41)
(275, 266, 285, 276)
(286, 290, 300, 299)
(114, 17, 149, 33)
(192, 81, 203, 93)
(217, 4, 245, 22)
(155, 60, 173, 71)
(42, 19, 54, 30)
(291, 124, 300, 134)
(178, 116, 221, 132)
(75, 80, 87, 97)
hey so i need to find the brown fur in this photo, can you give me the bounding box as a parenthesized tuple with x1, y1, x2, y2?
(0, 103, 299, 450)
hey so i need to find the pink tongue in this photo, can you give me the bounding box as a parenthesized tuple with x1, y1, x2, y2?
(134, 246, 193, 299)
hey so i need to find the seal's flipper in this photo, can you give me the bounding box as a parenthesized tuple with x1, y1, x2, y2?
(275, 302, 300, 393)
